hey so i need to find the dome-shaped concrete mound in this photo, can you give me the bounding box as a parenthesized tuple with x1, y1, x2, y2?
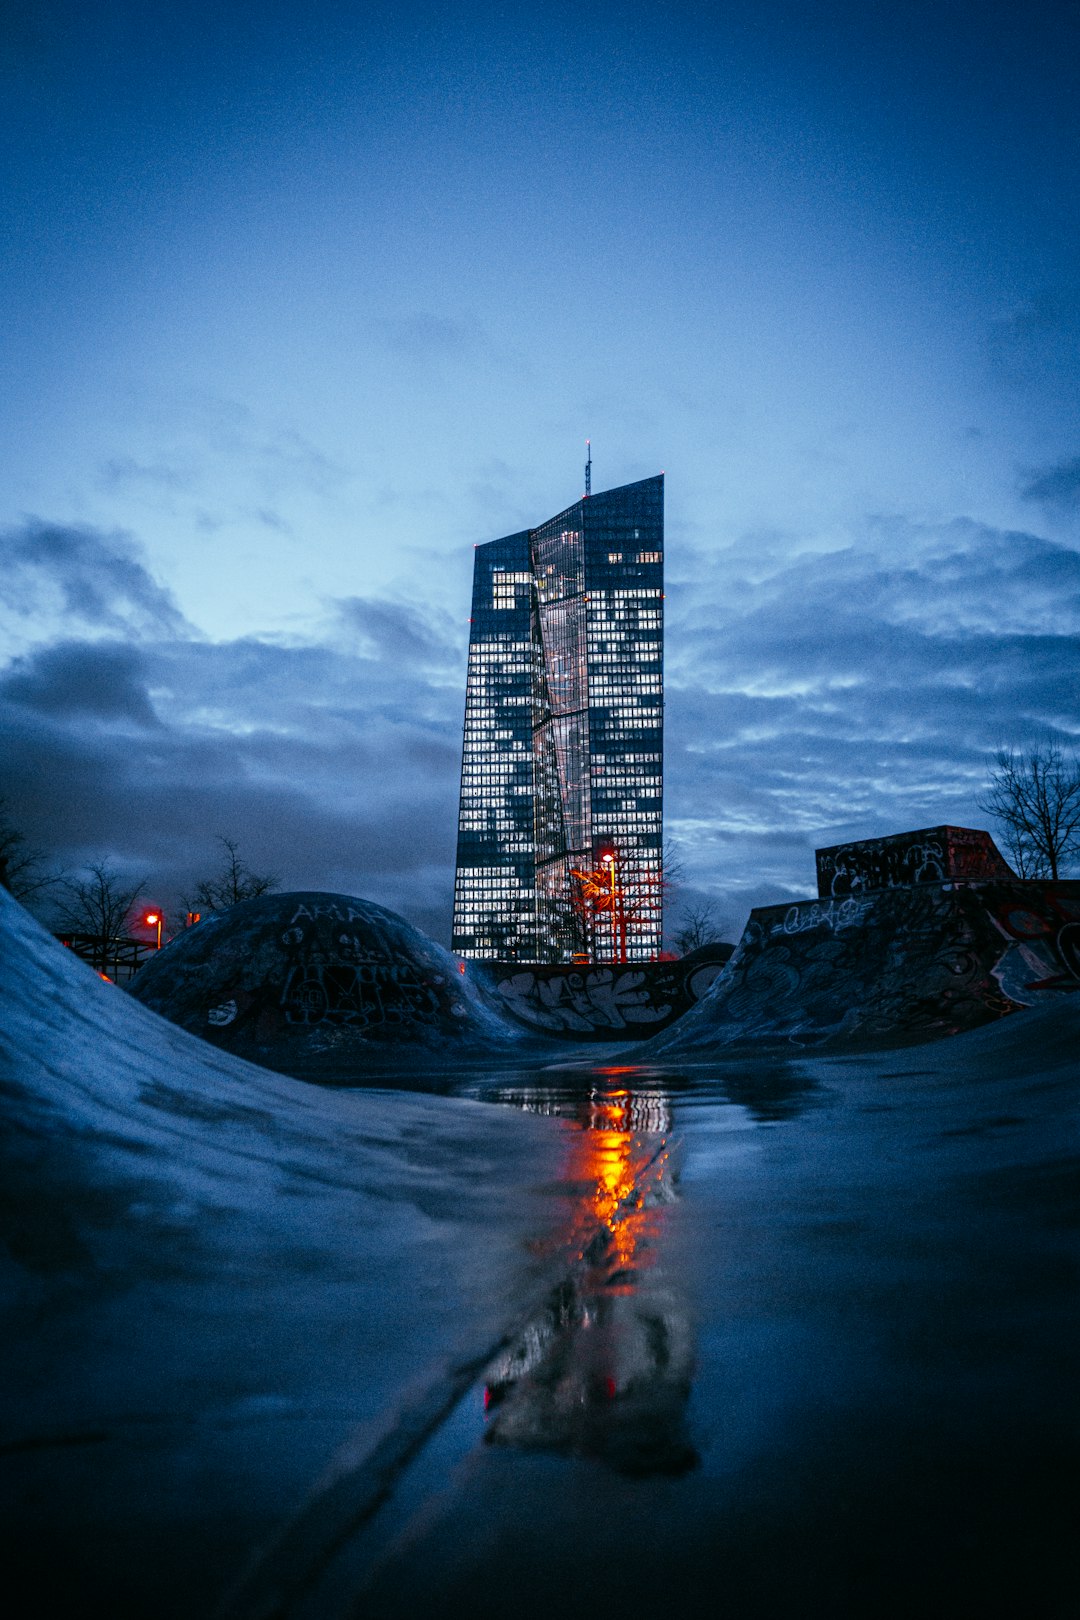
(129, 891, 523, 1077)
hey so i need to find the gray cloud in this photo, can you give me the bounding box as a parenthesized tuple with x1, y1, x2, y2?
(3, 510, 1078, 946)
(664, 516, 1080, 916)
(985, 289, 1080, 395)
(0, 596, 468, 941)
(0, 519, 192, 638)
(333, 596, 464, 672)
(1020, 456, 1080, 513)
(99, 455, 196, 494)
(0, 641, 162, 727)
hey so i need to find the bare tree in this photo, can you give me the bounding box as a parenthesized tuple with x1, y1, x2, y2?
(0, 799, 61, 904)
(662, 835, 686, 890)
(185, 836, 279, 915)
(979, 743, 1080, 880)
(672, 900, 728, 955)
(54, 862, 147, 943)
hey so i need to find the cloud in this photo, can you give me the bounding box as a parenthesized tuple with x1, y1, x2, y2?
(0, 596, 469, 941)
(0, 519, 193, 639)
(1020, 456, 1080, 513)
(0, 641, 162, 727)
(991, 290, 1080, 342)
(332, 596, 464, 671)
(986, 289, 1080, 393)
(664, 515, 1080, 911)
(99, 455, 196, 494)
(373, 313, 483, 359)
(3, 509, 1078, 945)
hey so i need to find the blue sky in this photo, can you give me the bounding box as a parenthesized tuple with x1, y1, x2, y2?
(2, 0, 1079, 941)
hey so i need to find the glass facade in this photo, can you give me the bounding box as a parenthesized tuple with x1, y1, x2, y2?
(452, 475, 664, 963)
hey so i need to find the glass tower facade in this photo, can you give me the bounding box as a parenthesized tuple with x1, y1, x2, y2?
(452, 474, 664, 963)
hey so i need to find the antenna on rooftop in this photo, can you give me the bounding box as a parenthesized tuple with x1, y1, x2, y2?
(585, 439, 592, 498)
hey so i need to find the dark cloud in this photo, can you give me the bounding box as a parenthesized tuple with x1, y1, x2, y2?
(1020, 456, 1080, 513)
(985, 290, 1080, 394)
(0, 641, 161, 727)
(333, 596, 463, 671)
(255, 507, 294, 535)
(0, 604, 467, 942)
(0, 519, 192, 637)
(3, 511, 1078, 946)
(665, 517, 1080, 918)
(991, 290, 1080, 341)
(158, 394, 352, 505)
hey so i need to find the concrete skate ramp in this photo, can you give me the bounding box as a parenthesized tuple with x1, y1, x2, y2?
(0, 889, 570, 1616)
(471, 944, 733, 1040)
(128, 890, 529, 1075)
(647, 879, 1080, 1055)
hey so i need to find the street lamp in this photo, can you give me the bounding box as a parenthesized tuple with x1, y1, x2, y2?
(144, 910, 163, 950)
(601, 850, 619, 962)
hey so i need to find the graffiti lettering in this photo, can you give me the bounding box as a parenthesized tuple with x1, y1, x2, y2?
(777, 898, 871, 936)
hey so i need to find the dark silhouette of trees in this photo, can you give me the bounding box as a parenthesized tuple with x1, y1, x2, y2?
(979, 743, 1080, 880)
(54, 862, 147, 944)
(662, 836, 730, 955)
(671, 900, 728, 956)
(185, 836, 278, 915)
(0, 800, 60, 904)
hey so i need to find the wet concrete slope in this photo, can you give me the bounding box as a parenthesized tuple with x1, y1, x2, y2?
(0, 891, 570, 1618)
(648, 878, 1080, 1054)
(334, 999, 1080, 1620)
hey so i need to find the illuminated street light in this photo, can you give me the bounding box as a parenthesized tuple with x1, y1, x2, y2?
(144, 910, 163, 950)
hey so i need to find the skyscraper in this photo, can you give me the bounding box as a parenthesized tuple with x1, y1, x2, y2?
(452, 473, 664, 963)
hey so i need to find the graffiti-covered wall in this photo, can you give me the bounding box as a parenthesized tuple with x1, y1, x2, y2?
(472, 945, 733, 1040)
(649, 880, 1080, 1056)
(816, 825, 1014, 898)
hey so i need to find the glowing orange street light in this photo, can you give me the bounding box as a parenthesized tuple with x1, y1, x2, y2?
(144, 910, 163, 949)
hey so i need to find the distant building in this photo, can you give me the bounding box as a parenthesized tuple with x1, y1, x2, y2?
(452, 474, 664, 963)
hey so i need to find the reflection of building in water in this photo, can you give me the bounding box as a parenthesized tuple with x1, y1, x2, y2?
(487, 1085, 672, 1138)
(483, 1086, 697, 1476)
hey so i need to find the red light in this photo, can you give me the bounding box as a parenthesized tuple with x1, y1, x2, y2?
(144, 912, 160, 925)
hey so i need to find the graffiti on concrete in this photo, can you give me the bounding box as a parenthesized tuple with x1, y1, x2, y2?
(654, 879, 1080, 1055)
(130, 892, 479, 1058)
(816, 825, 1014, 899)
(280, 961, 447, 1028)
(496, 967, 669, 1035)
(778, 898, 872, 936)
(484, 945, 733, 1040)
